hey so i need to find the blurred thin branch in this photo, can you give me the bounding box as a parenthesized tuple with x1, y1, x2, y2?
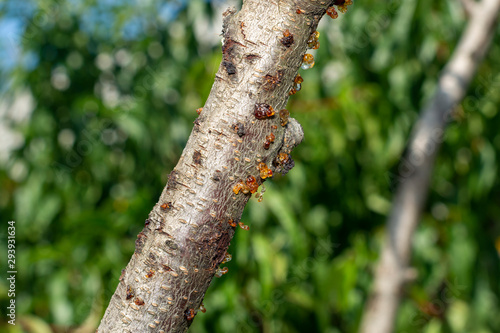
(460, 0, 478, 16)
(358, 0, 500, 332)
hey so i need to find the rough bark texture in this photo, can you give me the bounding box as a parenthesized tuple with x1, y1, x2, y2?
(97, 1, 339, 332)
(358, 1, 500, 332)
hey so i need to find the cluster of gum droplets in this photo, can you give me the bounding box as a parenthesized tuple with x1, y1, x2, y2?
(195, 1, 355, 289)
(215, 252, 232, 277)
(300, 0, 353, 72)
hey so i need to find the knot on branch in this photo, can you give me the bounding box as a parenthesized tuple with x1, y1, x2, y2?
(280, 118, 304, 154)
(273, 118, 304, 175)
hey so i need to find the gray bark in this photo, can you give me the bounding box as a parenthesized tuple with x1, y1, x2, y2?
(97, 0, 340, 331)
(358, 0, 500, 332)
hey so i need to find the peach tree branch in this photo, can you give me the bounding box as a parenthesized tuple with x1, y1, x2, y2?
(97, 1, 352, 332)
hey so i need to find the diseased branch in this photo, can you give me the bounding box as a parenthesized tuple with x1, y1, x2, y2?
(97, 1, 344, 332)
(358, 1, 500, 332)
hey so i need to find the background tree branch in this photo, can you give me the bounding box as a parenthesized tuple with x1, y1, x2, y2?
(358, 0, 500, 332)
(460, 0, 478, 16)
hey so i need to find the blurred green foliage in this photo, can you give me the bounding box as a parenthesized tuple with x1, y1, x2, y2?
(1, 0, 500, 332)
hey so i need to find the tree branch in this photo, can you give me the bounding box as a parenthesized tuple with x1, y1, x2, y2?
(358, 1, 500, 332)
(97, 0, 343, 331)
(459, 0, 478, 16)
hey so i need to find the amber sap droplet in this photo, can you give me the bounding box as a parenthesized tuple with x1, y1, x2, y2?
(234, 176, 258, 195)
(275, 152, 295, 175)
(228, 218, 237, 227)
(215, 267, 229, 277)
(160, 202, 172, 210)
(238, 222, 250, 231)
(241, 186, 250, 194)
(336, 0, 353, 13)
(301, 54, 315, 70)
(277, 152, 290, 164)
(221, 253, 232, 264)
(279, 109, 290, 127)
(185, 308, 195, 321)
(232, 180, 245, 194)
(280, 29, 294, 48)
(294, 74, 304, 85)
(126, 286, 134, 300)
(199, 303, 207, 313)
(292, 74, 303, 94)
(254, 103, 275, 119)
(257, 162, 273, 179)
(145, 269, 155, 278)
(268, 133, 275, 143)
(246, 175, 259, 194)
(264, 71, 284, 91)
(263, 133, 275, 150)
(326, 6, 339, 19)
(307, 31, 320, 50)
(196, 107, 203, 115)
